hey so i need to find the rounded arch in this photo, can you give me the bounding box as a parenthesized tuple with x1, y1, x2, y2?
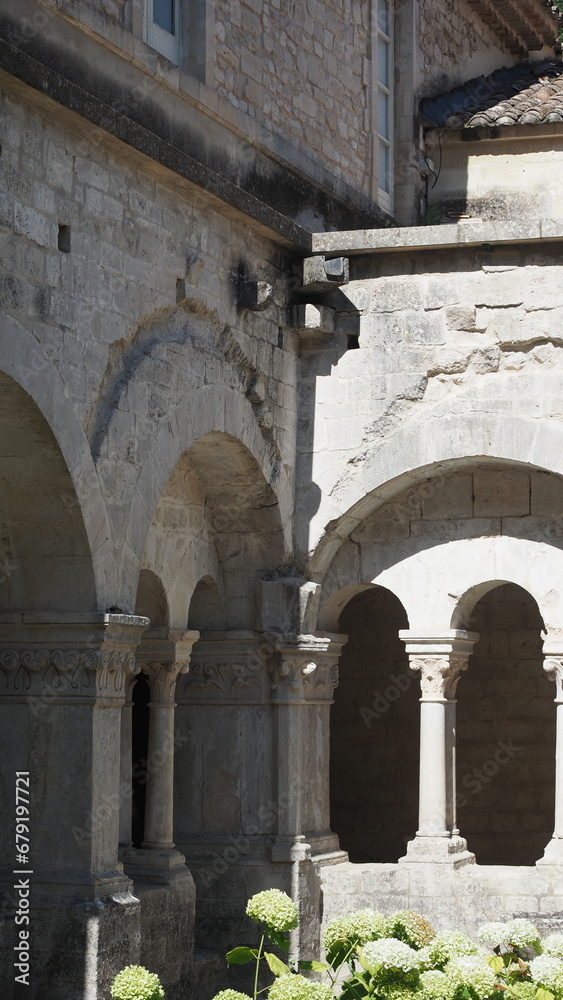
(307, 412, 563, 583)
(135, 569, 169, 627)
(0, 330, 111, 608)
(456, 582, 554, 865)
(319, 581, 409, 632)
(138, 429, 288, 629)
(187, 576, 225, 631)
(331, 585, 418, 862)
(122, 385, 293, 611)
(0, 371, 97, 613)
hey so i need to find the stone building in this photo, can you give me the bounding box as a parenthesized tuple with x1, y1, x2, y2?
(1, 0, 563, 997)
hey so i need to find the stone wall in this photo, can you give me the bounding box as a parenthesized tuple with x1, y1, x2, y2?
(419, 0, 518, 96)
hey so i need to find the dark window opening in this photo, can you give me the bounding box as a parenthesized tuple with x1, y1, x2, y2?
(57, 224, 71, 253)
(153, 0, 175, 34)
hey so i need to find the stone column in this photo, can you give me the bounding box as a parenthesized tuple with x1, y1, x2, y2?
(123, 628, 199, 882)
(398, 631, 478, 866)
(537, 636, 563, 865)
(268, 632, 348, 959)
(0, 614, 148, 997)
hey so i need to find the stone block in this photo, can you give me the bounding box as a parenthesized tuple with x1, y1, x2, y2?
(421, 473, 473, 520)
(473, 469, 531, 517)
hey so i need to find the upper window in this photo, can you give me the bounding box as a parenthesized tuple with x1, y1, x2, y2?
(146, 0, 180, 63)
(376, 0, 394, 213)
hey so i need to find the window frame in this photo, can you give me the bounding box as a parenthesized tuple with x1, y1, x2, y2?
(375, 0, 394, 214)
(145, 0, 181, 64)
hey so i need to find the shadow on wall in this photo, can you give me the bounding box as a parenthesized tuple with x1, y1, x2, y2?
(457, 582, 555, 866)
(330, 585, 419, 863)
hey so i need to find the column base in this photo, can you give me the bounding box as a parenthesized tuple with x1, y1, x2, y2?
(271, 836, 312, 863)
(537, 838, 563, 866)
(121, 847, 191, 884)
(399, 835, 475, 867)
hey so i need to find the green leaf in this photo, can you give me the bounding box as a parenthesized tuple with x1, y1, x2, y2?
(326, 940, 353, 972)
(489, 957, 506, 974)
(226, 947, 258, 965)
(265, 953, 290, 977)
(536, 989, 555, 1000)
(299, 961, 329, 972)
(266, 926, 290, 953)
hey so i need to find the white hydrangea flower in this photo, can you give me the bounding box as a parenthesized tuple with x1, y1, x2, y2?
(508, 919, 541, 950)
(446, 956, 496, 999)
(529, 955, 563, 992)
(268, 973, 334, 1000)
(477, 923, 509, 948)
(420, 969, 454, 1000)
(212, 993, 252, 1000)
(543, 934, 563, 959)
(246, 889, 298, 932)
(360, 938, 421, 973)
(110, 966, 165, 1000)
(429, 931, 479, 968)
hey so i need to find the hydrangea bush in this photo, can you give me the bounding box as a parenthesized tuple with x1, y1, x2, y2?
(110, 966, 165, 1000)
(209, 892, 558, 1000)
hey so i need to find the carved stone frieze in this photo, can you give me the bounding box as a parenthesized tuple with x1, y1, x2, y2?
(0, 646, 138, 701)
(409, 655, 469, 701)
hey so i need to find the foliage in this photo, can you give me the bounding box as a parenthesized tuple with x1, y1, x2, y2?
(211, 892, 560, 1000)
(110, 965, 165, 1000)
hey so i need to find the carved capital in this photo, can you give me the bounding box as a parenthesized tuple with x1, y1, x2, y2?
(143, 660, 190, 705)
(268, 633, 346, 704)
(544, 657, 563, 702)
(409, 655, 469, 701)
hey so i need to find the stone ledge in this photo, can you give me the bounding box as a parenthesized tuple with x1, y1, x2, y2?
(312, 220, 563, 257)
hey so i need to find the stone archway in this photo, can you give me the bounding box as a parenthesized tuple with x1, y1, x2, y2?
(456, 583, 555, 866)
(330, 586, 418, 862)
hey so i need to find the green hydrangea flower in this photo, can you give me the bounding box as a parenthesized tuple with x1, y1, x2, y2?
(508, 919, 541, 952)
(384, 986, 420, 1000)
(246, 890, 298, 932)
(385, 911, 436, 949)
(529, 954, 563, 994)
(509, 982, 541, 1000)
(211, 993, 252, 1000)
(110, 966, 165, 1000)
(419, 969, 454, 1000)
(323, 909, 387, 950)
(428, 931, 480, 970)
(543, 934, 563, 959)
(268, 973, 334, 1000)
(445, 956, 496, 1000)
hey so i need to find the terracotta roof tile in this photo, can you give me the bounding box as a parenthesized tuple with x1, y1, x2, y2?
(421, 59, 563, 129)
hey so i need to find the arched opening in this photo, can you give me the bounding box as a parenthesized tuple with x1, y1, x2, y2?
(135, 568, 169, 627)
(457, 583, 555, 866)
(330, 586, 419, 862)
(0, 372, 96, 613)
(187, 576, 224, 631)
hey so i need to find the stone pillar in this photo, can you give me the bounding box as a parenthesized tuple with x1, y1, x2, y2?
(0, 613, 148, 999)
(398, 631, 478, 866)
(123, 629, 199, 882)
(268, 632, 348, 959)
(537, 636, 563, 866)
